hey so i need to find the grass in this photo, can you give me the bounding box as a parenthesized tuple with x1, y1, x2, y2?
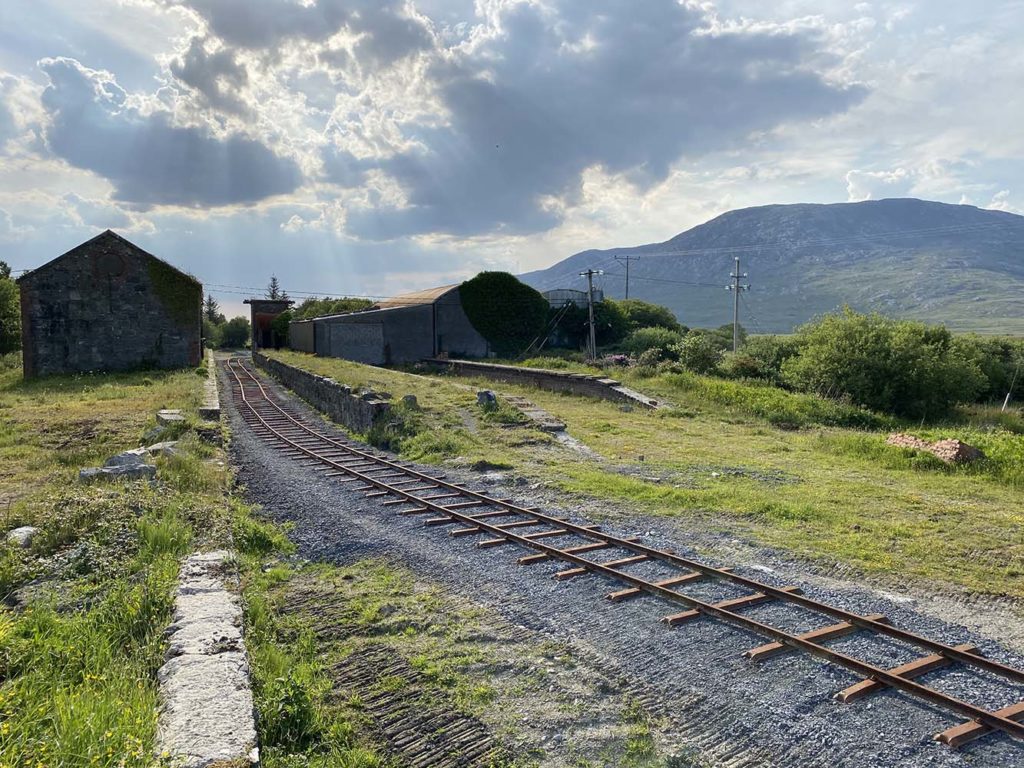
(0, 360, 236, 768)
(265, 350, 1024, 600)
(264, 350, 554, 470)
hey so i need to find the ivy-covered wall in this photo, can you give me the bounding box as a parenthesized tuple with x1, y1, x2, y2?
(19, 231, 202, 377)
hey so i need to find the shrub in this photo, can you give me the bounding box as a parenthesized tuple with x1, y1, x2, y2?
(720, 335, 800, 384)
(617, 299, 683, 333)
(950, 334, 1024, 403)
(670, 331, 724, 374)
(622, 327, 683, 359)
(781, 308, 986, 419)
(459, 272, 549, 357)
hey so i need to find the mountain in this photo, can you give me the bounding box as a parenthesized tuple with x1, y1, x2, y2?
(519, 198, 1024, 334)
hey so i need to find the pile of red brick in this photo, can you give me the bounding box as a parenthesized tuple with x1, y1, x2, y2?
(886, 433, 984, 463)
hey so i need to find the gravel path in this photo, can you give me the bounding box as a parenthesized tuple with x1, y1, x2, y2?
(224, 359, 1024, 767)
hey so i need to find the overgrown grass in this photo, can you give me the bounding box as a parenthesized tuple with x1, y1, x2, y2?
(264, 350, 551, 469)
(265, 350, 1024, 600)
(0, 359, 237, 767)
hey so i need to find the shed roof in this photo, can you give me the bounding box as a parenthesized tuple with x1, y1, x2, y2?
(374, 284, 459, 308)
(17, 230, 200, 287)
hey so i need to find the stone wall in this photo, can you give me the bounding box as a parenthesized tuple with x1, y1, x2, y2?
(254, 351, 391, 432)
(432, 359, 661, 410)
(19, 231, 201, 377)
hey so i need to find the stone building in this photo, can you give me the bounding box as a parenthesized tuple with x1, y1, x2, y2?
(289, 284, 490, 364)
(244, 298, 294, 350)
(18, 230, 203, 377)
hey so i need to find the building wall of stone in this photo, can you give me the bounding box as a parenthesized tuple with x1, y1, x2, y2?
(19, 235, 202, 377)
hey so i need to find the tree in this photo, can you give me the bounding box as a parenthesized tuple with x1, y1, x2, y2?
(203, 294, 224, 323)
(219, 316, 251, 349)
(618, 299, 683, 333)
(293, 296, 373, 320)
(0, 261, 20, 354)
(459, 272, 549, 358)
(265, 275, 289, 300)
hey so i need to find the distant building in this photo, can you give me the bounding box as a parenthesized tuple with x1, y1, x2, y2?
(245, 298, 295, 351)
(290, 284, 489, 364)
(542, 287, 603, 308)
(17, 230, 202, 378)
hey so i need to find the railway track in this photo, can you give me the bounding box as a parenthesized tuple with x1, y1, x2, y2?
(227, 356, 1024, 749)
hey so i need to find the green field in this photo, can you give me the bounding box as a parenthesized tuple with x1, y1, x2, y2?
(263, 350, 1024, 601)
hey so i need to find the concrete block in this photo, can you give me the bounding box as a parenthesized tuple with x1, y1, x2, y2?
(157, 409, 186, 426)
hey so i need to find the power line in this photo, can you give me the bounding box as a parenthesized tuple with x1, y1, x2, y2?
(602, 271, 723, 288)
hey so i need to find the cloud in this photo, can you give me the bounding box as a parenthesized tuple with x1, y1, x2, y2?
(344, 0, 866, 238)
(845, 167, 913, 200)
(168, 36, 250, 114)
(163, 0, 433, 64)
(38, 57, 302, 207)
(0, 94, 13, 147)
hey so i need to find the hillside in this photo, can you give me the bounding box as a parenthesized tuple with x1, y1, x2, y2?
(520, 198, 1024, 333)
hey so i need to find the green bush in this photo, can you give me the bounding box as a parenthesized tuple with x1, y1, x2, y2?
(719, 335, 800, 384)
(670, 331, 724, 374)
(459, 272, 549, 357)
(617, 299, 683, 333)
(782, 308, 986, 419)
(951, 334, 1024, 403)
(219, 316, 251, 349)
(622, 327, 683, 358)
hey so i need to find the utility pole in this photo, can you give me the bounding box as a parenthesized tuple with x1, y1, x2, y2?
(725, 256, 750, 352)
(614, 254, 640, 299)
(580, 268, 603, 359)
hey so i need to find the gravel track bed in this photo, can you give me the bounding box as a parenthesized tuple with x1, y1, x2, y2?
(223, 360, 1024, 767)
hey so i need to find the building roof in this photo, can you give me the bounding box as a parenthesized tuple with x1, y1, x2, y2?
(17, 230, 200, 287)
(374, 284, 459, 308)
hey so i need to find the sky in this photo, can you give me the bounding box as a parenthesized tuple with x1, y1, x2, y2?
(0, 0, 1022, 318)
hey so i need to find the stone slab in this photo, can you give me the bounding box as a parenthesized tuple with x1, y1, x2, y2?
(157, 550, 257, 768)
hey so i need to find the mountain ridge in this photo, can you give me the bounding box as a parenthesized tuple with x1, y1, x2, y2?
(519, 198, 1024, 334)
